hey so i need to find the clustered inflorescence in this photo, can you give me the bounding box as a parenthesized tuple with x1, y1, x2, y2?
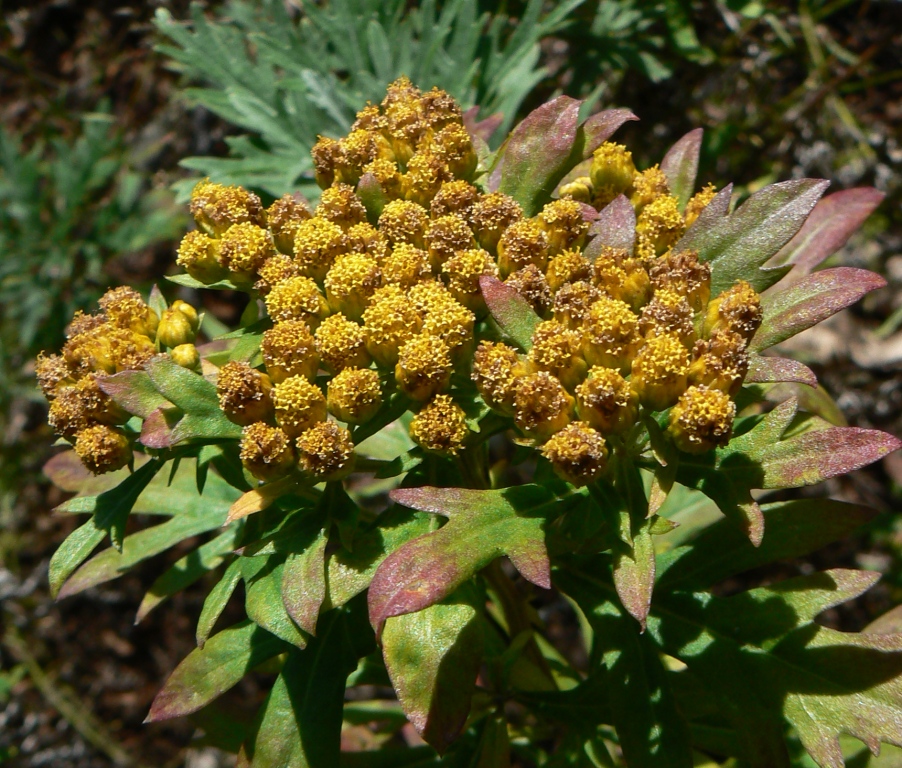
(39, 78, 764, 486)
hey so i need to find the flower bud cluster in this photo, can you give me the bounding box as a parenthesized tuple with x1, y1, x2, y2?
(38, 288, 201, 474)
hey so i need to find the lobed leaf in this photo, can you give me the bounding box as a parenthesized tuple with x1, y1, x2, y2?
(369, 485, 570, 632)
(382, 585, 484, 753)
(677, 179, 829, 295)
(147, 620, 288, 722)
(660, 128, 703, 211)
(751, 267, 886, 352)
(97, 370, 173, 419)
(480, 275, 541, 351)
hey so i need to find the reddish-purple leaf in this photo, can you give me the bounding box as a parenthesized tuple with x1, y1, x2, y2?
(575, 108, 639, 158)
(382, 586, 483, 753)
(660, 128, 703, 210)
(760, 427, 902, 489)
(98, 370, 173, 419)
(480, 275, 541, 351)
(677, 179, 830, 295)
(140, 407, 180, 449)
(368, 486, 559, 632)
(767, 187, 885, 273)
(585, 195, 636, 257)
(498, 96, 583, 216)
(747, 355, 818, 388)
(147, 621, 288, 722)
(752, 268, 886, 352)
(681, 183, 733, 242)
(463, 106, 503, 144)
(613, 521, 656, 630)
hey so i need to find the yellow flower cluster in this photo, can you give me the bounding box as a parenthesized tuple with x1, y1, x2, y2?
(37, 288, 202, 474)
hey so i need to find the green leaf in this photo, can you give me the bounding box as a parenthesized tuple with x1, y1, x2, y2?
(97, 370, 173, 418)
(676, 179, 830, 296)
(147, 620, 289, 721)
(48, 519, 107, 600)
(242, 604, 373, 767)
(746, 355, 818, 388)
(243, 556, 309, 649)
(137, 526, 241, 622)
(369, 486, 573, 631)
(473, 715, 511, 768)
(166, 272, 242, 291)
(282, 525, 328, 636)
(556, 566, 694, 768)
(197, 558, 243, 647)
(480, 274, 541, 351)
(657, 498, 876, 591)
(660, 128, 703, 211)
(57, 462, 239, 598)
(382, 585, 484, 753)
(751, 268, 886, 352)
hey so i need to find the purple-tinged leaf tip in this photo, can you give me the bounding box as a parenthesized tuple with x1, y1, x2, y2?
(752, 268, 886, 352)
(747, 356, 818, 388)
(463, 106, 503, 144)
(585, 195, 636, 258)
(768, 187, 885, 274)
(97, 370, 173, 420)
(139, 407, 179, 449)
(660, 128, 703, 210)
(577, 108, 639, 158)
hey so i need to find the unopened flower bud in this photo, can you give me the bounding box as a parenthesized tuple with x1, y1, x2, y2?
(537, 199, 588, 255)
(472, 341, 527, 415)
(528, 320, 587, 391)
(546, 250, 594, 292)
(541, 421, 608, 486)
(99, 287, 159, 339)
(262, 321, 319, 383)
(265, 275, 330, 329)
(505, 265, 553, 316)
(581, 296, 641, 373)
(362, 290, 423, 367)
(442, 248, 497, 312)
(240, 422, 296, 481)
(431, 180, 480, 219)
(378, 200, 429, 249)
(296, 421, 355, 479)
(218, 223, 276, 282)
(266, 194, 312, 253)
(425, 214, 475, 270)
(668, 385, 736, 454)
(703, 280, 763, 342)
(497, 219, 551, 278)
(630, 165, 670, 213)
(688, 330, 749, 396)
(293, 217, 348, 282)
(189, 179, 265, 236)
(272, 376, 328, 438)
(382, 243, 432, 288)
(75, 425, 132, 475)
(470, 193, 523, 253)
(631, 333, 690, 411)
(217, 361, 274, 426)
(590, 143, 636, 207)
(553, 281, 602, 329)
(315, 183, 368, 231)
(514, 371, 574, 441)
(575, 367, 638, 435)
(395, 334, 453, 401)
(157, 302, 199, 349)
(171, 343, 200, 370)
(684, 184, 718, 228)
(648, 250, 711, 312)
(635, 195, 684, 259)
(177, 230, 226, 284)
(324, 254, 382, 320)
(327, 367, 382, 424)
(315, 314, 370, 372)
(409, 394, 469, 456)
(558, 177, 593, 204)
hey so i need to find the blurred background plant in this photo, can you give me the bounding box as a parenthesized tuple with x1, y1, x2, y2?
(1, 0, 900, 765)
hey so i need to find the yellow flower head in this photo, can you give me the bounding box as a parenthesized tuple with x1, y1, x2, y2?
(537, 199, 589, 255)
(378, 199, 429, 248)
(296, 421, 356, 479)
(218, 222, 276, 280)
(470, 192, 523, 253)
(505, 265, 553, 317)
(265, 275, 330, 328)
(395, 333, 453, 401)
(575, 366, 638, 435)
(409, 394, 469, 456)
(541, 421, 608, 486)
(216, 361, 274, 426)
(74, 425, 132, 475)
(189, 179, 265, 236)
(497, 218, 550, 278)
(668, 385, 736, 454)
(262, 320, 320, 383)
(582, 296, 640, 373)
(315, 183, 368, 231)
(472, 341, 526, 416)
(590, 143, 636, 207)
(425, 214, 475, 270)
(546, 249, 594, 293)
(266, 194, 312, 253)
(431, 180, 480, 219)
(314, 314, 370, 372)
(631, 332, 690, 411)
(272, 375, 328, 438)
(293, 217, 348, 282)
(240, 422, 295, 481)
(324, 253, 382, 320)
(552, 280, 602, 329)
(327, 367, 382, 424)
(514, 371, 574, 441)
